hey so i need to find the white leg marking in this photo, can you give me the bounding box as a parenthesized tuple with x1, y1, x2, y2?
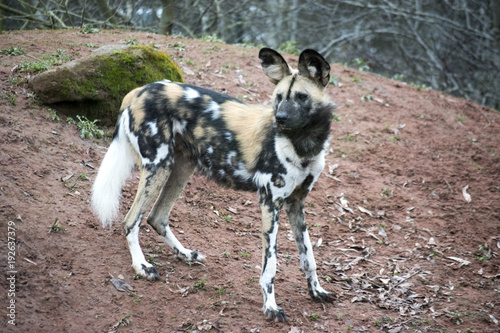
(299, 228, 333, 300)
(164, 226, 206, 262)
(127, 218, 158, 279)
(260, 218, 285, 320)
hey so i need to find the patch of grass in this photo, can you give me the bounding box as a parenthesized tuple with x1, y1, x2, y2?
(360, 94, 372, 102)
(278, 40, 299, 55)
(353, 75, 361, 83)
(147, 254, 163, 267)
(475, 244, 492, 263)
(79, 173, 89, 181)
(390, 135, 400, 142)
(204, 45, 222, 55)
(448, 309, 464, 325)
(381, 188, 391, 197)
(329, 75, 340, 87)
(117, 313, 131, 327)
(80, 24, 100, 34)
(8, 75, 25, 86)
(132, 294, 143, 305)
(123, 36, 139, 45)
(341, 134, 357, 142)
(310, 313, 320, 321)
(194, 274, 207, 290)
(67, 115, 104, 139)
(392, 73, 404, 81)
(168, 41, 186, 51)
(215, 286, 226, 295)
(332, 114, 341, 122)
(49, 218, 66, 233)
(237, 39, 264, 49)
(352, 57, 370, 72)
(49, 109, 60, 122)
(240, 249, 250, 258)
(41, 48, 70, 65)
(20, 60, 52, 73)
(202, 34, 224, 43)
(245, 277, 257, 285)
(1, 90, 16, 106)
(0, 46, 26, 56)
(20, 49, 70, 73)
(457, 114, 466, 123)
(410, 82, 430, 91)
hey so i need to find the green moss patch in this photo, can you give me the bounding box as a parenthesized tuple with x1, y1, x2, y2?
(29, 45, 184, 125)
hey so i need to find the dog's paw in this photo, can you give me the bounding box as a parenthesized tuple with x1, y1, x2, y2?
(264, 306, 287, 322)
(310, 288, 336, 303)
(175, 249, 206, 263)
(132, 263, 160, 280)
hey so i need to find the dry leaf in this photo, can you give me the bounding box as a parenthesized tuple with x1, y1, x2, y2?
(446, 256, 471, 267)
(358, 206, 373, 217)
(227, 207, 238, 214)
(110, 277, 134, 292)
(462, 185, 471, 202)
(328, 163, 339, 174)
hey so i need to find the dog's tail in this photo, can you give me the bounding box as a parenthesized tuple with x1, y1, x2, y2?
(91, 113, 135, 228)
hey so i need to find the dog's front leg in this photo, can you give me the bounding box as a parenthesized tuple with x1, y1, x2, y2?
(284, 197, 335, 303)
(259, 189, 286, 322)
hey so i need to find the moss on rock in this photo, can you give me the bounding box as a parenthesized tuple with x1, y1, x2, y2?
(29, 45, 183, 125)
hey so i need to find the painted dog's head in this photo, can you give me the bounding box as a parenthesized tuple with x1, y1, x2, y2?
(259, 48, 336, 157)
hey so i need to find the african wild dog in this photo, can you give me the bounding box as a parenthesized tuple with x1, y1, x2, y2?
(91, 48, 336, 321)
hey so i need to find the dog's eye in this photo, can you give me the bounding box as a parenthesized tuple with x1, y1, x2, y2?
(276, 93, 283, 103)
(296, 92, 308, 102)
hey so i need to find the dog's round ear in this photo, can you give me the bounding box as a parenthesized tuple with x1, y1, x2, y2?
(259, 48, 292, 85)
(298, 49, 330, 87)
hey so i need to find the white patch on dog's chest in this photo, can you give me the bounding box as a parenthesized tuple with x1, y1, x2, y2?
(254, 136, 325, 200)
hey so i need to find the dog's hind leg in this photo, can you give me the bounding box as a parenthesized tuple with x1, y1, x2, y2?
(147, 150, 206, 263)
(124, 165, 172, 280)
(284, 196, 335, 303)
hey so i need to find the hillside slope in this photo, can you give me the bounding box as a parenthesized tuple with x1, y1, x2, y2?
(1, 30, 499, 332)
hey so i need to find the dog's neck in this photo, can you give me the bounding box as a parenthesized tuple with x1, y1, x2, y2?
(276, 105, 334, 161)
(275, 126, 329, 170)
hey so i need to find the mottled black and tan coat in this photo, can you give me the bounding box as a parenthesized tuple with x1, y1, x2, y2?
(92, 48, 336, 321)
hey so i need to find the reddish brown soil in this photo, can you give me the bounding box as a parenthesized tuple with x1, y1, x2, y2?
(0, 30, 499, 333)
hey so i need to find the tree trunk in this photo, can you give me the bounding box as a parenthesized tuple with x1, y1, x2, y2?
(0, 0, 4, 33)
(159, 0, 175, 35)
(494, 0, 500, 33)
(95, 0, 117, 25)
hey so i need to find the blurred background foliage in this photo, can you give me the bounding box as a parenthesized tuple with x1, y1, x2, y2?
(1, 0, 499, 110)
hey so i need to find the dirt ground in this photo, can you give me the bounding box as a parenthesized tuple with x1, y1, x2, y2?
(0, 30, 499, 333)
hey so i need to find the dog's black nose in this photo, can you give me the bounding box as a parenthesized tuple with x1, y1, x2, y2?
(275, 112, 288, 125)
